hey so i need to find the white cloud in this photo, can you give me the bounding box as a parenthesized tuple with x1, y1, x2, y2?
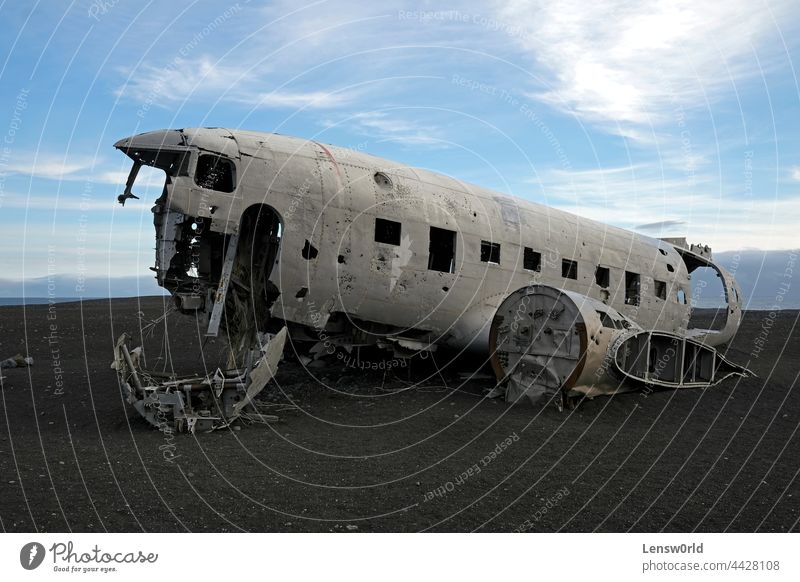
(526, 164, 799, 250)
(1, 221, 157, 279)
(6, 156, 93, 179)
(237, 90, 356, 109)
(496, 0, 795, 133)
(0, 192, 152, 212)
(493, 0, 799, 251)
(118, 54, 359, 110)
(116, 56, 248, 105)
(5, 154, 166, 187)
(111, 0, 490, 113)
(89, 165, 167, 188)
(340, 111, 445, 146)
(634, 219, 687, 233)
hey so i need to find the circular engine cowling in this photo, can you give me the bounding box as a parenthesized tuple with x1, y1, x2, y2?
(489, 285, 640, 406)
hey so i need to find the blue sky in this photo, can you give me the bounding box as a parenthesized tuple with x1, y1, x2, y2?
(1, 0, 799, 284)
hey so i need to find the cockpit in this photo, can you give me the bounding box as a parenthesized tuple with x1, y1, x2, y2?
(114, 128, 239, 207)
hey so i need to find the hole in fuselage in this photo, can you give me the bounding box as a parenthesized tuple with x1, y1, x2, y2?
(688, 266, 728, 331)
(302, 240, 318, 260)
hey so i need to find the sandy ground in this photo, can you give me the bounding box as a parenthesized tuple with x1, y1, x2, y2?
(0, 297, 797, 532)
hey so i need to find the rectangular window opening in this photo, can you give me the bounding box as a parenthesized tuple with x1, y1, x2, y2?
(480, 240, 501, 264)
(524, 247, 541, 271)
(625, 271, 641, 306)
(562, 258, 578, 280)
(195, 154, 235, 192)
(654, 280, 667, 300)
(374, 218, 401, 246)
(428, 227, 456, 273)
(595, 266, 610, 288)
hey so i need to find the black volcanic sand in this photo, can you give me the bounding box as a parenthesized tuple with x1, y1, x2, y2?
(0, 298, 797, 532)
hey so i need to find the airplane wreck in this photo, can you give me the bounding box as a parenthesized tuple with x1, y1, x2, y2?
(112, 128, 752, 432)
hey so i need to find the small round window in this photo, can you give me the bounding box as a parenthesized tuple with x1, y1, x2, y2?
(374, 172, 392, 188)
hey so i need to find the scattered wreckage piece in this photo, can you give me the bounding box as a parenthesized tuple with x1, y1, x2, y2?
(111, 327, 287, 433)
(0, 353, 33, 383)
(489, 285, 753, 409)
(0, 354, 34, 369)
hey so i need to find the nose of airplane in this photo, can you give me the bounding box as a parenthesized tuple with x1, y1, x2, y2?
(114, 129, 186, 152)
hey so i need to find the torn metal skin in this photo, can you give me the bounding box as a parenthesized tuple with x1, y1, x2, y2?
(488, 285, 752, 410)
(112, 128, 753, 427)
(111, 327, 287, 433)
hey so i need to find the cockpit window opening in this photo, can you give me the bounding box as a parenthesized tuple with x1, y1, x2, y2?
(132, 149, 190, 176)
(117, 149, 193, 206)
(195, 154, 235, 192)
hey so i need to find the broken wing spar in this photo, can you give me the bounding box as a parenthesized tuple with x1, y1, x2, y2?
(112, 127, 753, 429)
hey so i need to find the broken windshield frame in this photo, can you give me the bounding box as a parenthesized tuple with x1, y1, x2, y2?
(117, 148, 192, 205)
